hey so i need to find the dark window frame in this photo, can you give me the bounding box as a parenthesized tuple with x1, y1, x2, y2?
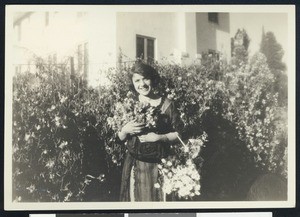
(208, 13, 219, 24)
(136, 35, 156, 63)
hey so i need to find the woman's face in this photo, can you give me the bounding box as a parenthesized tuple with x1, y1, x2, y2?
(132, 73, 152, 96)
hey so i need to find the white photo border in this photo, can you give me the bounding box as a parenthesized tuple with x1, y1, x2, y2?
(4, 4, 296, 210)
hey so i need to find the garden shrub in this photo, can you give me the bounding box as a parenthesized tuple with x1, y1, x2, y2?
(222, 53, 287, 176)
(12, 53, 287, 202)
(12, 58, 117, 202)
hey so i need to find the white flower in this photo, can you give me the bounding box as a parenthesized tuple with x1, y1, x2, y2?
(59, 141, 68, 149)
(183, 146, 189, 153)
(188, 139, 195, 144)
(191, 172, 200, 180)
(186, 159, 192, 166)
(13, 196, 22, 202)
(154, 183, 161, 188)
(181, 175, 191, 183)
(26, 184, 35, 193)
(162, 168, 169, 173)
(161, 158, 166, 164)
(55, 116, 61, 126)
(167, 161, 172, 167)
(60, 96, 67, 103)
(24, 133, 30, 141)
(46, 160, 55, 169)
(167, 94, 173, 99)
(164, 185, 172, 194)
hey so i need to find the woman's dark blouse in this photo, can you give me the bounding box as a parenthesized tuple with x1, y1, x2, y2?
(119, 97, 184, 201)
(126, 97, 183, 162)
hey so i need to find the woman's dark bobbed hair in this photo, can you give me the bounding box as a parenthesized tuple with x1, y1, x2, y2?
(129, 60, 160, 89)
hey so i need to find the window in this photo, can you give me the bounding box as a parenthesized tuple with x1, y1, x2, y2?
(136, 35, 155, 63)
(208, 13, 219, 24)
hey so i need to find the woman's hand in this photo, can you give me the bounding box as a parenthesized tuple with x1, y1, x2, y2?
(139, 132, 165, 143)
(118, 120, 145, 141)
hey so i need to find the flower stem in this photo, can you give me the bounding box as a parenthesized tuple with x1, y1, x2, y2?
(176, 133, 187, 147)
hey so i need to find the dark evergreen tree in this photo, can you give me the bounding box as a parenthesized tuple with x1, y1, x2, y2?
(260, 28, 287, 106)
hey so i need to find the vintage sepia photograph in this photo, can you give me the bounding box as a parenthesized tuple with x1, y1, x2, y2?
(5, 5, 295, 210)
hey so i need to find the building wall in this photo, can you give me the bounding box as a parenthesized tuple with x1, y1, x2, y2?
(13, 11, 231, 86)
(14, 12, 89, 60)
(86, 12, 117, 86)
(116, 12, 230, 65)
(116, 12, 179, 63)
(196, 13, 230, 59)
(182, 13, 198, 65)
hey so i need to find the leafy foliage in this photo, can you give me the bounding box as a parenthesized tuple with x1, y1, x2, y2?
(260, 30, 287, 106)
(12, 51, 287, 202)
(223, 53, 287, 175)
(231, 28, 251, 66)
(12, 58, 118, 202)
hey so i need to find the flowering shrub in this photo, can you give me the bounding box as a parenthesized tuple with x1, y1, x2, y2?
(222, 53, 287, 175)
(156, 134, 207, 199)
(107, 91, 160, 132)
(12, 52, 287, 202)
(156, 62, 224, 129)
(158, 158, 201, 198)
(12, 58, 118, 202)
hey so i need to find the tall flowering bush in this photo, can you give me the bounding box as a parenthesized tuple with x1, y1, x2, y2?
(157, 61, 225, 130)
(12, 58, 117, 202)
(222, 53, 287, 176)
(104, 60, 223, 168)
(12, 52, 287, 202)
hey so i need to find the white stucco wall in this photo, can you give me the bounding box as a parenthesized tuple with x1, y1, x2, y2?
(116, 12, 179, 63)
(182, 13, 198, 64)
(86, 12, 117, 86)
(13, 12, 88, 63)
(196, 13, 230, 59)
(116, 12, 230, 65)
(13, 11, 231, 86)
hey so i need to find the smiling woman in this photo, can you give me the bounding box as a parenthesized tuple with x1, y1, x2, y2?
(116, 61, 184, 201)
(132, 73, 152, 97)
(5, 4, 295, 211)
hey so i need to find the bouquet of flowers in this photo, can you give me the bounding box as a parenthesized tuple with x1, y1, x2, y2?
(156, 132, 207, 199)
(107, 92, 160, 132)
